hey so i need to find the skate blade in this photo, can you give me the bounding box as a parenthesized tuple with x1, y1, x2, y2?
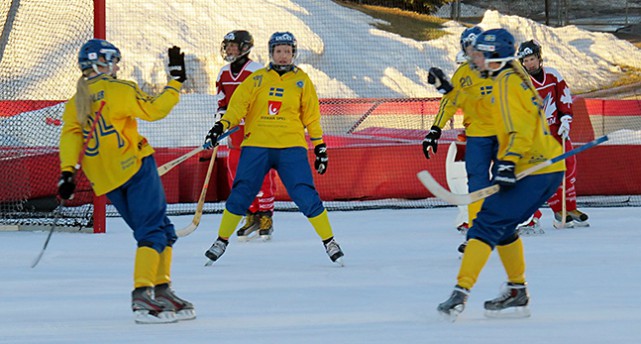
(238, 231, 259, 242)
(176, 309, 197, 321)
(333, 257, 345, 267)
(260, 234, 272, 241)
(484, 306, 531, 319)
(553, 220, 574, 229)
(571, 221, 590, 228)
(134, 310, 177, 324)
(204, 259, 215, 267)
(438, 306, 463, 323)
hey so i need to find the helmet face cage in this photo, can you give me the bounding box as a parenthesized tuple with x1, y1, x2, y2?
(78, 39, 121, 76)
(268, 31, 298, 71)
(473, 29, 516, 72)
(220, 30, 254, 63)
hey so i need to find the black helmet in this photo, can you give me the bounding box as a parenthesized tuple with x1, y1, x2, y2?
(518, 40, 542, 62)
(220, 30, 254, 62)
(518, 40, 543, 75)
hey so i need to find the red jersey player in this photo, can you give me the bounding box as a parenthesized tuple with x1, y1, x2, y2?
(518, 40, 589, 228)
(216, 30, 277, 240)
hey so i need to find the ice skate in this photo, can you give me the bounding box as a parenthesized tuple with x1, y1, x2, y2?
(237, 213, 259, 242)
(131, 287, 177, 324)
(323, 237, 344, 266)
(516, 216, 544, 236)
(257, 212, 274, 241)
(154, 283, 196, 321)
(437, 286, 469, 322)
(484, 282, 531, 318)
(553, 212, 574, 229)
(204, 237, 228, 266)
(568, 209, 589, 227)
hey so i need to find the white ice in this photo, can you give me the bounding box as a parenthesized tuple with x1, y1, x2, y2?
(1, 207, 640, 343)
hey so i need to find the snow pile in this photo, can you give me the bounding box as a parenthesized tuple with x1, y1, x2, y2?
(1, 1, 640, 99)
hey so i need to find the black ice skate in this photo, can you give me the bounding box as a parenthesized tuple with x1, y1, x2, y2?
(131, 287, 177, 324)
(323, 237, 344, 266)
(236, 213, 259, 242)
(204, 237, 228, 266)
(568, 209, 589, 227)
(154, 283, 196, 321)
(484, 282, 531, 318)
(553, 212, 574, 229)
(437, 285, 469, 322)
(257, 212, 274, 241)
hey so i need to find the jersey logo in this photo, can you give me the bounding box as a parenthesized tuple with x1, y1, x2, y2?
(542, 93, 557, 120)
(296, 80, 304, 88)
(269, 87, 284, 97)
(268, 101, 282, 115)
(480, 85, 492, 95)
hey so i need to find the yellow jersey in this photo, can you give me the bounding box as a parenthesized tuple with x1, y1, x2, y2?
(432, 62, 495, 137)
(491, 66, 564, 175)
(219, 65, 324, 148)
(60, 75, 182, 195)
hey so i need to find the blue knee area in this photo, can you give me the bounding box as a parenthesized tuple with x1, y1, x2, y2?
(292, 186, 324, 218)
(465, 136, 498, 192)
(226, 182, 259, 216)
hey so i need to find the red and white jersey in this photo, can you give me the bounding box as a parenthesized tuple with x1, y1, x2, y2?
(529, 66, 573, 128)
(215, 60, 263, 148)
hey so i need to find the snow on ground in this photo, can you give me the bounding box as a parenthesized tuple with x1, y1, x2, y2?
(3, 0, 641, 101)
(1, 207, 640, 343)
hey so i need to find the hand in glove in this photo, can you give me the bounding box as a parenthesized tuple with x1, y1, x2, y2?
(314, 143, 328, 175)
(427, 67, 453, 94)
(557, 114, 572, 139)
(58, 171, 76, 200)
(422, 126, 442, 160)
(168, 46, 186, 83)
(493, 161, 517, 187)
(205, 122, 224, 148)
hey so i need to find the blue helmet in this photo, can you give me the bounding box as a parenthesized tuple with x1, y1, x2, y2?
(473, 28, 516, 71)
(460, 26, 483, 53)
(268, 31, 297, 72)
(268, 31, 297, 56)
(78, 39, 121, 74)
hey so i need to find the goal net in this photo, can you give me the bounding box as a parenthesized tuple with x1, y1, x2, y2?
(2, 0, 641, 233)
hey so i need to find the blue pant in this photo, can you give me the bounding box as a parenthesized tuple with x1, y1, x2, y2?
(467, 172, 564, 248)
(226, 146, 324, 218)
(465, 136, 498, 192)
(106, 155, 176, 252)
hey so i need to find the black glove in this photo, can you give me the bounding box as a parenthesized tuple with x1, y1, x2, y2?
(493, 161, 517, 187)
(422, 126, 441, 160)
(58, 171, 76, 200)
(314, 143, 328, 175)
(168, 46, 186, 83)
(205, 122, 224, 148)
(427, 67, 453, 94)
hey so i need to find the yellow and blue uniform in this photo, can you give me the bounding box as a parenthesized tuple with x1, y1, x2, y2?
(433, 62, 494, 137)
(60, 75, 182, 195)
(215, 65, 334, 241)
(457, 65, 564, 290)
(219, 66, 324, 148)
(59, 75, 182, 288)
(433, 62, 498, 225)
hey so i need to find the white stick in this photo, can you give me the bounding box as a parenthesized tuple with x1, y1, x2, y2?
(417, 132, 614, 206)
